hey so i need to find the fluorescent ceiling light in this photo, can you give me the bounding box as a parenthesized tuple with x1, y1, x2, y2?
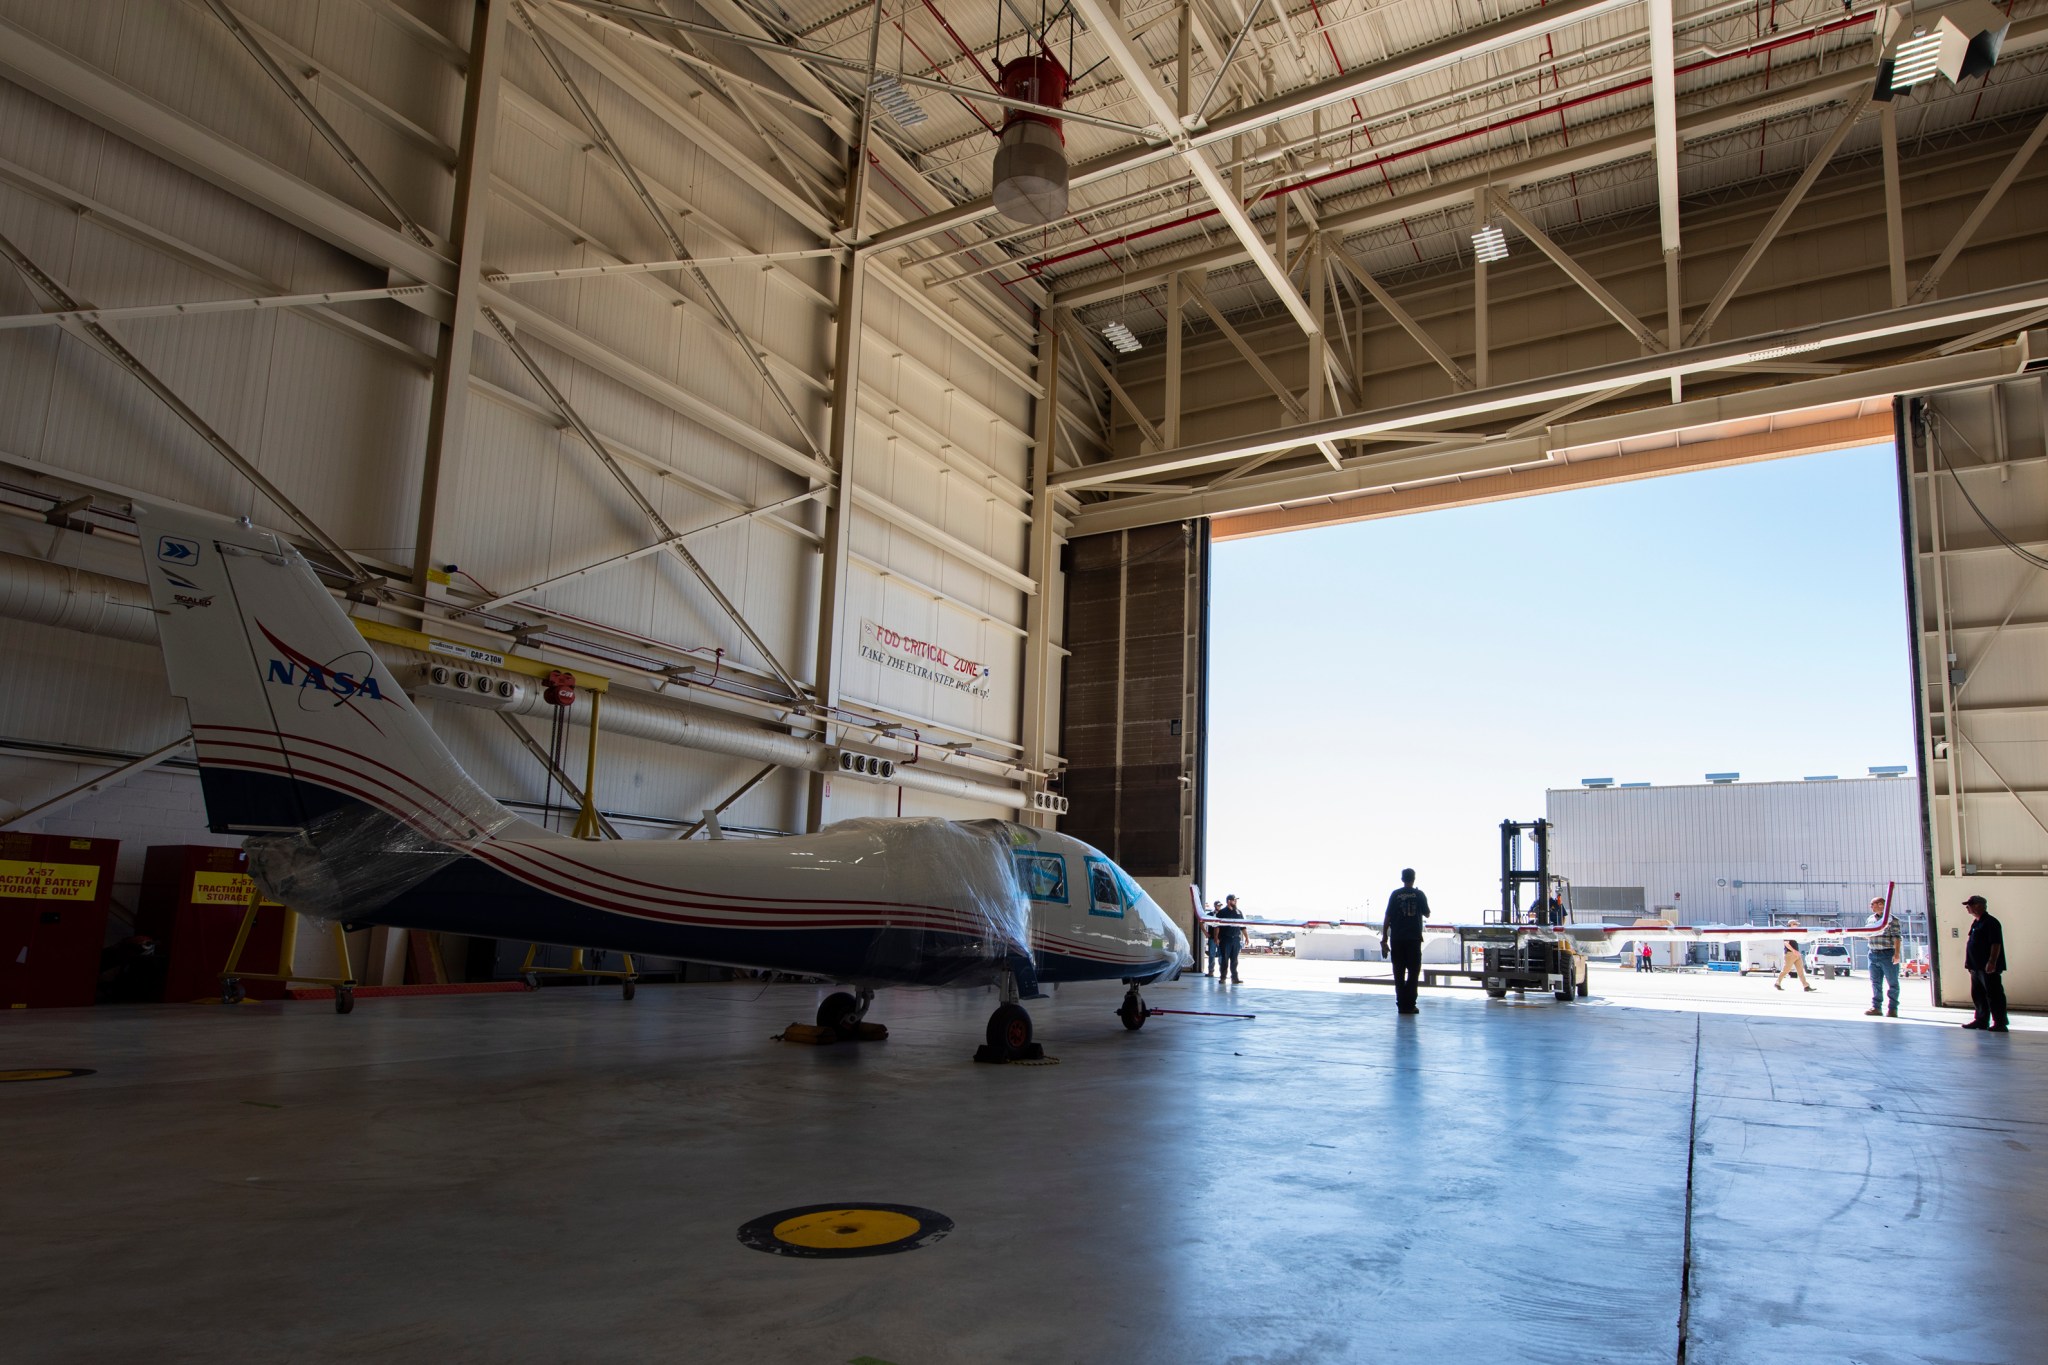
(1472, 224, 1509, 263)
(1101, 321, 1141, 353)
(870, 74, 928, 128)
(1891, 30, 1944, 87)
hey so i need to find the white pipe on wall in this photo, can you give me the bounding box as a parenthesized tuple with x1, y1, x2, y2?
(0, 552, 1030, 812)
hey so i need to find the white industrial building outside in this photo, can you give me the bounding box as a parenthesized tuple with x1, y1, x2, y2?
(1546, 773, 1929, 964)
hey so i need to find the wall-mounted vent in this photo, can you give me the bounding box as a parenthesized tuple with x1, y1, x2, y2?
(1705, 772, 1740, 784)
(835, 750, 897, 781)
(1581, 778, 1614, 788)
(418, 663, 524, 711)
(1869, 765, 1909, 777)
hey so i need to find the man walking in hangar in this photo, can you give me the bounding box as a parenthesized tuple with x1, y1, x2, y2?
(1379, 869, 1430, 1016)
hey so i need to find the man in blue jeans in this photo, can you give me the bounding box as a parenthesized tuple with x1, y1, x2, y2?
(1862, 895, 1902, 1018)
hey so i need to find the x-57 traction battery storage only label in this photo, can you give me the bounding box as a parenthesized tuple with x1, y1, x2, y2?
(0, 862, 101, 901)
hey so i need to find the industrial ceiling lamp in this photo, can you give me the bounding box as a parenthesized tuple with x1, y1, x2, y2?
(1875, 0, 2008, 98)
(1100, 320, 1141, 353)
(992, 55, 1070, 225)
(869, 73, 928, 128)
(1471, 223, 1509, 263)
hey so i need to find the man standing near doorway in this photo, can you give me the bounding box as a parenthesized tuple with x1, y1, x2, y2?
(1379, 869, 1430, 1015)
(1863, 895, 1903, 1018)
(1212, 895, 1246, 985)
(1961, 894, 2008, 1031)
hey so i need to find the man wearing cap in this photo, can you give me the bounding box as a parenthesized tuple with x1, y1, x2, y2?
(1961, 894, 2009, 1032)
(1212, 894, 1246, 985)
(1863, 895, 1903, 1018)
(1379, 868, 1431, 1016)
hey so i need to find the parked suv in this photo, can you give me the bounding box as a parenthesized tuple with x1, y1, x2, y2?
(1808, 942, 1856, 980)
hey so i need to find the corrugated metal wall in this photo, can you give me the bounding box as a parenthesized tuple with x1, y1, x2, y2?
(0, 0, 1049, 912)
(1546, 778, 1927, 933)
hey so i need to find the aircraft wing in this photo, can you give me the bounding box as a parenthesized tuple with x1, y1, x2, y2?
(1194, 889, 1896, 946)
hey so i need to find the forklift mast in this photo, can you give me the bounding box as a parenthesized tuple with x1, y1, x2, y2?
(1500, 819, 1553, 924)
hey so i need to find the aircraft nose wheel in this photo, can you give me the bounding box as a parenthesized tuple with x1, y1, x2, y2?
(1117, 989, 1148, 1031)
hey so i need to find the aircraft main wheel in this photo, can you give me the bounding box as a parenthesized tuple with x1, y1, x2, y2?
(817, 991, 860, 1033)
(987, 1002, 1033, 1056)
(334, 986, 355, 1015)
(1118, 994, 1148, 1031)
(622, 979, 636, 1002)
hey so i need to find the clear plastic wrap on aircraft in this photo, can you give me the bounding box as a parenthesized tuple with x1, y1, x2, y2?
(834, 817, 1036, 984)
(244, 797, 524, 922)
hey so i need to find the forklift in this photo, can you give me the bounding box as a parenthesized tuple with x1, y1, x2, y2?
(1477, 819, 1588, 1002)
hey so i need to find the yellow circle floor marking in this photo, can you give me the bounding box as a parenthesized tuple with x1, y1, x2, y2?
(738, 1203, 953, 1259)
(0, 1068, 95, 1083)
(773, 1208, 923, 1250)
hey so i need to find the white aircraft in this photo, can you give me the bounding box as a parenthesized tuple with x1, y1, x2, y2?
(135, 505, 1189, 1057)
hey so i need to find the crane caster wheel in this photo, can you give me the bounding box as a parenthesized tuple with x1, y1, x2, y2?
(334, 987, 355, 1015)
(221, 979, 246, 1005)
(522, 972, 540, 991)
(622, 979, 637, 1002)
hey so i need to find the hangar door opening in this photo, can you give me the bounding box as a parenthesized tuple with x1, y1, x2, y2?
(1199, 443, 1934, 1007)
(1902, 374, 2048, 1011)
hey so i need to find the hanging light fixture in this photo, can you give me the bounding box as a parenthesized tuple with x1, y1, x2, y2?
(1876, 0, 2008, 98)
(869, 73, 928, 128)
(992, 56, 1070, 225)
(1101, 321, 1141, 353)
(1471, 224, 1509, 263)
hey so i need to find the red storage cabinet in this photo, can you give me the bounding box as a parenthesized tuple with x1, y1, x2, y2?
(136, 845, 288, 1002)
(0, 832, 118, 1009)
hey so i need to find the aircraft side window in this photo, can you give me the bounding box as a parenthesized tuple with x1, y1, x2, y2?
(1013, 850, 1068, 904)
(1085, 858, 1124, 918)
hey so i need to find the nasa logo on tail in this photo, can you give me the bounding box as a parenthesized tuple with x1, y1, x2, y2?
(256, 621, 396, 731)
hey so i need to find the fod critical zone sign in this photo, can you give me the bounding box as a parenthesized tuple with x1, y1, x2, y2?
(859, 620, 992, 698)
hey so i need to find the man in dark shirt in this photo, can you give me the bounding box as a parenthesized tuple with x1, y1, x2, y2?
(1961, 895, 2008, 1032)
(1213, 895, 1246, 984)
(1379, 868, 1430, 1016)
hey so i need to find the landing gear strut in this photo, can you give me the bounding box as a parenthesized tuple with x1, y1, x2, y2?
(974, 970, 1045, 1063)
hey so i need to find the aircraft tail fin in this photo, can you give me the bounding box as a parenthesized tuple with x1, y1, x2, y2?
(134, 504, 522, 854)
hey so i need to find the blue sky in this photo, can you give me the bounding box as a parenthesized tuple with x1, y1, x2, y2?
(1205, 443, 1920, 919)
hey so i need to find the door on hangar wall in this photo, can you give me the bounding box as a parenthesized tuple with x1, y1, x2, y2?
(1058, 522, 1209, 939)
(1898, 374, 2048, 1009)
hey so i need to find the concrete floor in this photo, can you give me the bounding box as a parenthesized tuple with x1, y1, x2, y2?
(2, 975, 2041, 1364)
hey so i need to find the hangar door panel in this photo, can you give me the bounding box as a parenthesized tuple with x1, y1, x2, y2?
(1900, 377, 2048, 1009)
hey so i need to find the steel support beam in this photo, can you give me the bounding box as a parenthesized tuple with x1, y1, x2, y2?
(1649, 0, 1681, 388)
(1063, 315, 1166, 449)
(1069, 0, 1321, 340)
(1909, 107, 2048, 305)
(514, 1, 825, 464)
(479, 305, 809, 702)
(1883, 100, 1907, 310)
(415, 0, 507, 595)
(1164, 273, 1185, 449)
(1181, 274, 1304, 420)
(1686, 89, 1872, 346)
(1327, 243, 1473, 389)
(870, 0, 1636, 252)
(1473, 187, 1490, 390)
(1020, 321, 1062, 825)
(1053, 278, 2048, 490)
(1489, 196, 1663, 350)
(0, 231, 375, 585)
(1, 738, 192, 832)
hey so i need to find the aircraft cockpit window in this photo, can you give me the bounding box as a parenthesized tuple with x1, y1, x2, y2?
(1013, 850, 1068, 903)
(1085, 858, 1125, 918)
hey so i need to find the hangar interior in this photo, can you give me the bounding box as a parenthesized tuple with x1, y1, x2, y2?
(2, 0, 2045, 1361)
